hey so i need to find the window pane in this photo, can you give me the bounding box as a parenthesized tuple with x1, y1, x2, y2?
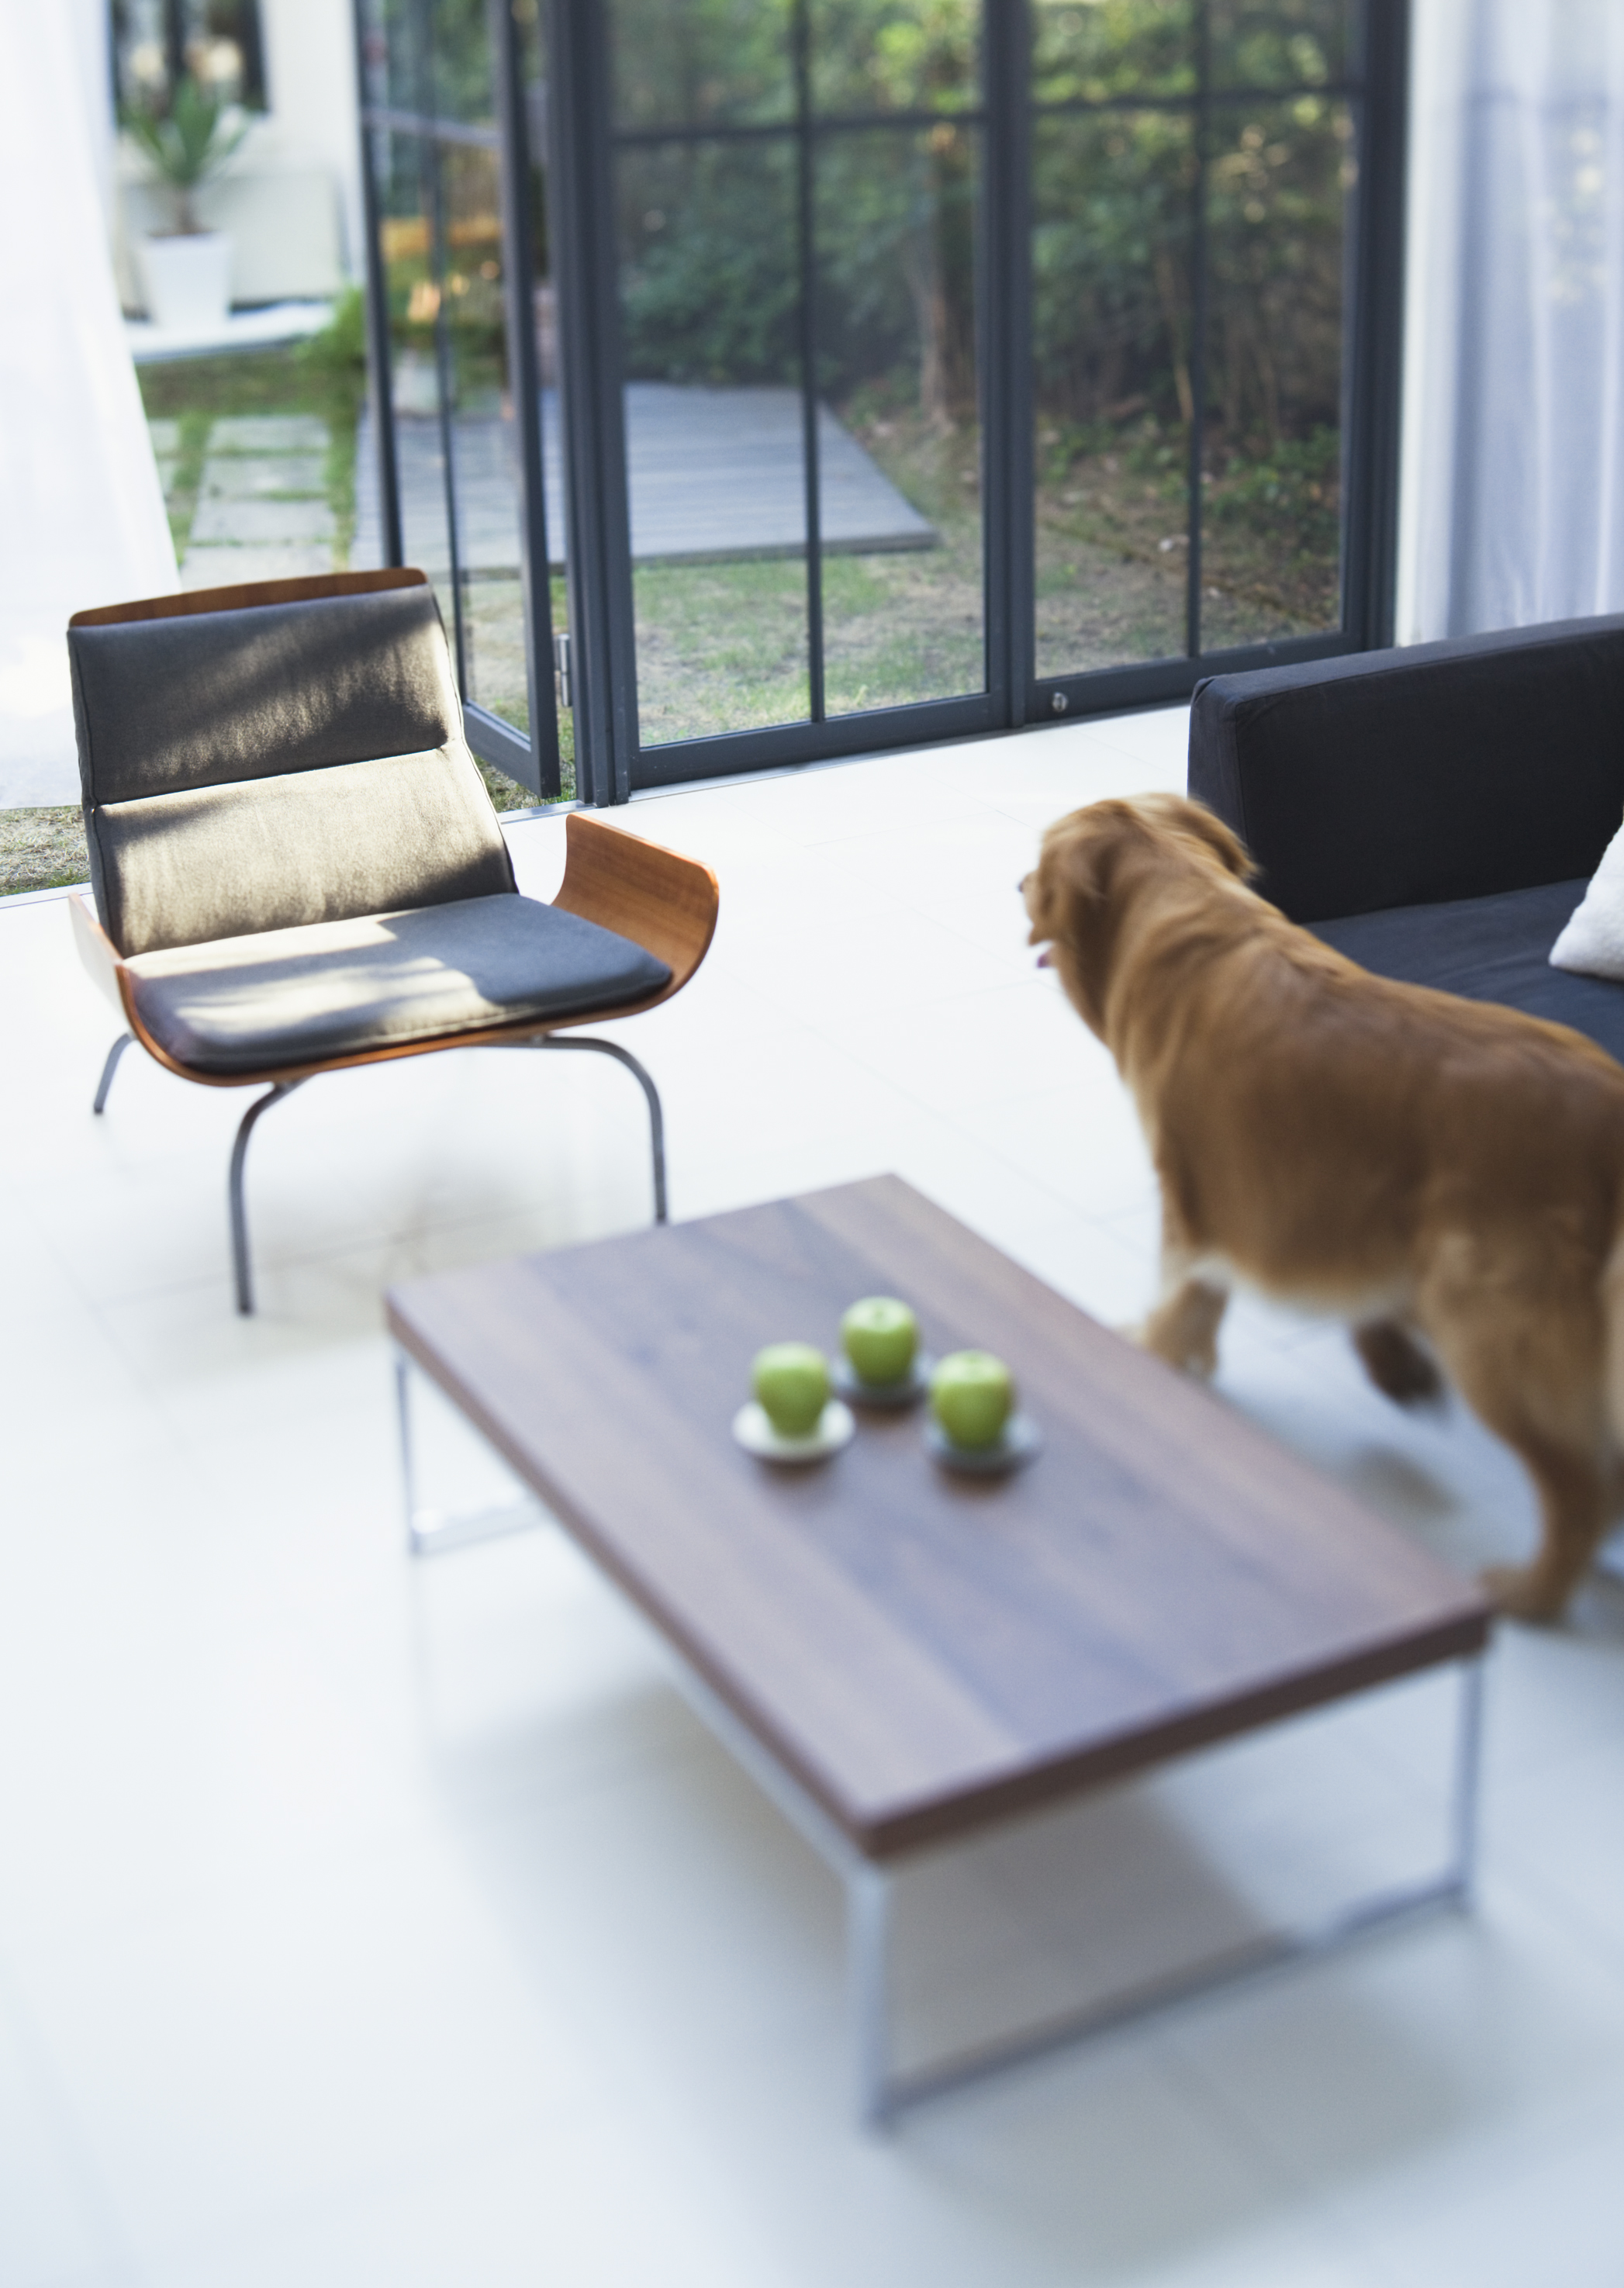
(359, 0, 422, 119)
(437, 137, 531, 735)
(112, 0, 266, 110)
(810, 0, 979, 117)
(617, 140, 810, 745)
(357, 133, 457, 590)
(1032, 110, 1195, 677)
(817, 124, 985, 714)
(427, 0, 496, 122)
(1198, 95, 1349, 648)
(1211, 0, 1350, 93)
(353, 122, 537, 750)
(1031, 0, 1194, 105)
(612, 0, 794, 133)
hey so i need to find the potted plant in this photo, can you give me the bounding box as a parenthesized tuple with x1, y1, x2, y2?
(124, 74, 250, 335)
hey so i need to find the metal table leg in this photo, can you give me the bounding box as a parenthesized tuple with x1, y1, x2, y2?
(394, 1350, 546, 1557)
(670, 1650, 1489, 2131)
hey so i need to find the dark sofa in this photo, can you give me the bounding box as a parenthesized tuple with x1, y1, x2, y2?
(1187, 613, 1624, 1063)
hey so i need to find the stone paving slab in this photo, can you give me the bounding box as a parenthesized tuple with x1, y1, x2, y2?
(181, 544, 335, 588)
(201, 455, 327, 500)
(147, 419, 181, 455)
(206, 415, 330, 454)
(189, 493, 335, 545)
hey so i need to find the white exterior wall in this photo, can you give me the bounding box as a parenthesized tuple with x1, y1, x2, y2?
(257, 0, 365, 283)
(114, 0, 365, 311)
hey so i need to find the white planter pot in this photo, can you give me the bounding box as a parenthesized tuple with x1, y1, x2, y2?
(137, 231, 233, 334)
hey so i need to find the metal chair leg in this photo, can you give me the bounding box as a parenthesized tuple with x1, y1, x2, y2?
(92, 1032, 133, 1115)
(530, 1035, 668, 1222)
(229, 1080, 305, 1315)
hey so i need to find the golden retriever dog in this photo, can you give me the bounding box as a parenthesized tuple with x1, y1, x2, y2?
(1024, 790, 1624, 1622)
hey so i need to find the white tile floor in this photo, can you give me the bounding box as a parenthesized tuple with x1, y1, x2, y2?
(3, 707, 1623, 2287)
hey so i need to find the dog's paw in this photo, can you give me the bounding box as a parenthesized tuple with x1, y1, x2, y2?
(1481, 1563, 1567, 1625)
(1130, 1321, 1219, 1377)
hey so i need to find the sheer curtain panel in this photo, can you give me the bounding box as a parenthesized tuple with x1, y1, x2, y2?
(0, 1, 177, 807)
(1398, 1, 1624, 642)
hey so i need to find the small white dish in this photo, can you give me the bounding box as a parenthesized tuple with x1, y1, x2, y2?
(924, 1412, 1042, 1478)
(733, 1398, 855, 1463)
(831, 1350, 935, 1409)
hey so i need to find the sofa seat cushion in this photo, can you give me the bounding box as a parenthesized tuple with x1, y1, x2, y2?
(125, 893, 672, 1075)
(1311, 879, 1624, 1063)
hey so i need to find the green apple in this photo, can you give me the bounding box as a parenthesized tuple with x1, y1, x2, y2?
(840, 1296, 918, 1387)
(929, 1350, 1014, 1450)
(752, 1343, 830, 1437)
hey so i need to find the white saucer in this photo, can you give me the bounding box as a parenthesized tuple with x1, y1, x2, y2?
(924, 1412, 1042, 1477)
(831, 1351, 935, 1409)
(733, 1398, 855, 1463)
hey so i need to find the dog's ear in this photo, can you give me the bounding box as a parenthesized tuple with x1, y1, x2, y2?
(1030, 810, 1133, 1035)
(1031, 807, 1117, 940)
(1175, 800, 1255, 880)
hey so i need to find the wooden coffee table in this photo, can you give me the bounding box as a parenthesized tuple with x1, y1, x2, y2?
(386, 1176, 1491, 2124)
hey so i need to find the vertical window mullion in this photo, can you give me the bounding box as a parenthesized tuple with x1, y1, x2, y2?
(489, 0, 561, 798)
(1186, 1, 1211, 660)
(986, 0, 1031, 724)
(793, 0, 826, 724)
(353, 0, 404, 567)
(413, 1, 469, 693)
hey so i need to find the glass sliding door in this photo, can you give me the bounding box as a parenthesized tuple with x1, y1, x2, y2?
(355, 0, 561, 796)
(354, 0, 1405, 798)
(603, 0, 997, 773)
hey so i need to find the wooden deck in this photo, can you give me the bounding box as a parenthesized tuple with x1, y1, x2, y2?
(354, 383, 937, 575)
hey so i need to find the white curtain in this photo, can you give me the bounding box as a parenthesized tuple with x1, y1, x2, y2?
(1396, 0, 1624, 644)
(0, 0, 177, 807)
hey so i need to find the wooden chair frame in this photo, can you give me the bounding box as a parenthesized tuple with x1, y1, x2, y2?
(71, 572, 719, 1312)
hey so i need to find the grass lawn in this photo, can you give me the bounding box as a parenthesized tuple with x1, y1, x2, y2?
(0, 810, 90, 897)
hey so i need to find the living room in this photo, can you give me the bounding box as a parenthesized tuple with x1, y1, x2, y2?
(2, 4, 1621, 2284)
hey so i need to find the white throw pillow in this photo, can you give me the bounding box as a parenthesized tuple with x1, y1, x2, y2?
(1550, 815, 1624, 978)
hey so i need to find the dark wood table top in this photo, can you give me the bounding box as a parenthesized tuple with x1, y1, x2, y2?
(386, 1177, 1490, 1858)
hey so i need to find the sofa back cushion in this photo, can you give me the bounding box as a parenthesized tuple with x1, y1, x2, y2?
(1188, 615, 1624, 923)
(69, 585, 514, 955)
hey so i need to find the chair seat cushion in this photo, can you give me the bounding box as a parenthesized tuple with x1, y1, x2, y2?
(126, 893, 672, 1075)
(1311, 879, 1624, 1063)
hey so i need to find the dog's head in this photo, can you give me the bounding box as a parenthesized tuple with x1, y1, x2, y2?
(1022, 794, 1253, 1038)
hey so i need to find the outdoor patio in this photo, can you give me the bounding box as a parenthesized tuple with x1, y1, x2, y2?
(3, 707, 1622, 2287)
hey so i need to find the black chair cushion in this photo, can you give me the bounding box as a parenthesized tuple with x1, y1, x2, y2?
(68, 586, 461, 804)
(1190, 616, 1624, 923)
(1311, 879, 1624, 1063)
(68, 585, 517, 956)
(125, 893, 672, 1075)
(92, 747, 515, 957)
